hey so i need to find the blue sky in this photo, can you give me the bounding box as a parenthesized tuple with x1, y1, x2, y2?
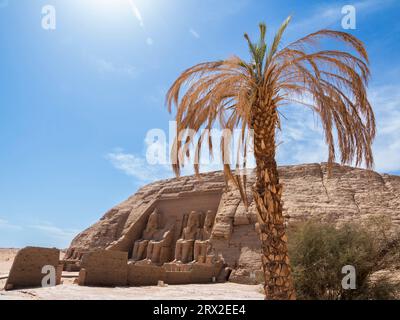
(0, 0, 399, 248)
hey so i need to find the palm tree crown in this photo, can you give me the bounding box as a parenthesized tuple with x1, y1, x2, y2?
(167, 16, 375, 181)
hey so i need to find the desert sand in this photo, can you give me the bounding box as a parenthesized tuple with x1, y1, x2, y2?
(0, 249, 263, 300)
(0, 249, 18, 275)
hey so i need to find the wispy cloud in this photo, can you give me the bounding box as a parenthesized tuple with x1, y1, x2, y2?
(29, 223, 80, 242)
(106, 150, 172, 183)
(369, 84, 400, 172)
(206, 0, 250, 21)
(106, 138, 239, 183)
(0, 218, 79, 248)
(106, 149, 234, 183)
(0, 218, 23, 231)
(146, 37, 154, 46)
(89, 56, 137, 78)
(189, 28, 200, 39)
(289, 0, 395, 34)
(276, 104, 328, 165)
(107, 80, 400, 183)
(275, 82, 400, 173)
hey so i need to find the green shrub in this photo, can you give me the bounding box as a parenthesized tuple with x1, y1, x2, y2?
(287, 220, 400, 300)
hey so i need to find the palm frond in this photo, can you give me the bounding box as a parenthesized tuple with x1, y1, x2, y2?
(266, 16, 292, 66)
(166, 17, 375, 206)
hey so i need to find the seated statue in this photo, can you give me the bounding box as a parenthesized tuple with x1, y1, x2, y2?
(193, 210, 215, 263)
(144, 222, 175, 264)
(131, 209, 160, 261)
(173, 211, 201, 263)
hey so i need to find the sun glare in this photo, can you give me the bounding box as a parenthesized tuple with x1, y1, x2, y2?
(84, 0, 130, 14)
(80, 0, 157, 25)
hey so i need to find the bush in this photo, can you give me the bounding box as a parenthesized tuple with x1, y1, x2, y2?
(287, 220, 400, 300)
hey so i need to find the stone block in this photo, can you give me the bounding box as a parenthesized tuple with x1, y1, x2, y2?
(5, 246, 60, 290)
(78, 250, 128, 286)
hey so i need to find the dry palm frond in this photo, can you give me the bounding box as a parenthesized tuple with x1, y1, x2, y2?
(166, 16, 375, 206)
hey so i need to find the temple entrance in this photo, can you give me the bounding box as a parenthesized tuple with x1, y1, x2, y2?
(129, 191, 222, 265)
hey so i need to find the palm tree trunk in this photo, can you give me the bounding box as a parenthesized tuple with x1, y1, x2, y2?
(252, 102, 296, 300)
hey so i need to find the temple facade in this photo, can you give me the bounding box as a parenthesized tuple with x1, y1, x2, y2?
(63, 163, 400, 285)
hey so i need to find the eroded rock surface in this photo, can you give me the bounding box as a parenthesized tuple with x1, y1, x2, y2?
(66, 163, 400, 283)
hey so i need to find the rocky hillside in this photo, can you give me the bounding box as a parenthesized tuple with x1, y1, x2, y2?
(66, 163, 400, 283)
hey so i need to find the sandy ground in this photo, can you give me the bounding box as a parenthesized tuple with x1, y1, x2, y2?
(0, 282, 264, 300)
(0, 248, 263, 300)
(0, 249, 19, 275)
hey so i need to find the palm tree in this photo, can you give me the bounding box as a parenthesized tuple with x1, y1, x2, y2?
(166, 17, 375, 300)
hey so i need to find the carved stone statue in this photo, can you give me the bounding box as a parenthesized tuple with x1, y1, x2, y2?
(131, 209, 160, 261)
(173, 211, 201, 263)
(193, 210, 215, 263)
(145, 223, 175, 264)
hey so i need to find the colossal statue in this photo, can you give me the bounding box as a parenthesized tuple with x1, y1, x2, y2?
(173, 211, 201, 263)
(145, 224, 175, 264)
(193, 210, 215, 263)
(131, 209, 160, 261)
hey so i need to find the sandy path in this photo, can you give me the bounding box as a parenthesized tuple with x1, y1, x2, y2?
(0, 282, 264, 300)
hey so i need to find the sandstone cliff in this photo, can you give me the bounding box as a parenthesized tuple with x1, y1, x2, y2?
(66, 163, 400, 283)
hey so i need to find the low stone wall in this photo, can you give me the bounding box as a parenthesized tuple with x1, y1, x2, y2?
(5, 247, 61, 290)
(127, 263, 166, 286)
(78, 250, 128, 287)
(127, 261, 226, 286)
